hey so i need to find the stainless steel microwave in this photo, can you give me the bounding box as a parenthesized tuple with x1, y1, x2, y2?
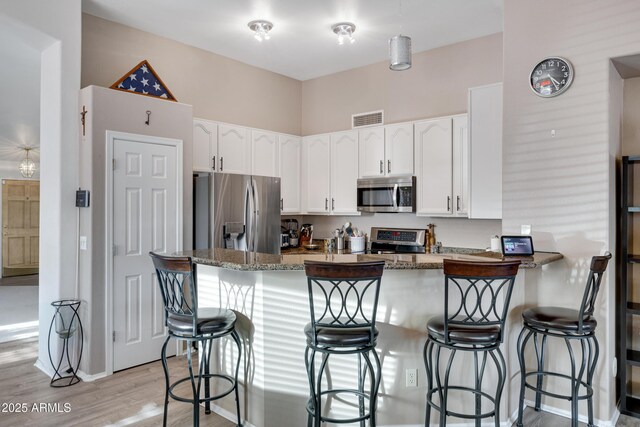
(357, 176, 416, 213)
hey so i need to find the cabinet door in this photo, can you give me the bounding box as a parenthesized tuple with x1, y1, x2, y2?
(358, 127, 385, 178)
(415, 118, 453, 216)
(218, 124, 250, 174)
(331, 131, 359, 214)
(279, 135, 301, 213)
(469, 83, 502, 219)
(193, 119, 217, 172)
(251, 130, 279, 177)
(452, 115, 469, 217)
(385, 123, 414, 176)
(303, 134, 331, 214)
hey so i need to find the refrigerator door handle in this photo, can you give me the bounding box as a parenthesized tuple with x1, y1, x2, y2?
(251, 178, 259, 252)
(244, 180, 253, 252)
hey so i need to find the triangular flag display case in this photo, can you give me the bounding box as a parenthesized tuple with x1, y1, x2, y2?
(110, 60, 177, 102)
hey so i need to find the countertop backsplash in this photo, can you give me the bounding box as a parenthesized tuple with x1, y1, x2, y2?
(281, 213, 501, 250)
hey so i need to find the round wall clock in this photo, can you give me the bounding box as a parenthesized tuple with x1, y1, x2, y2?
(529, 57, 574, 97)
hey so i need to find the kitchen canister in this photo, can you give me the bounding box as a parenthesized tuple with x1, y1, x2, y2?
(490, 235, 501, 252)
(350, 236, 365, 253)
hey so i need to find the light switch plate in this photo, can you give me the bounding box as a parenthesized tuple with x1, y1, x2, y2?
(80, 236, 87, 251)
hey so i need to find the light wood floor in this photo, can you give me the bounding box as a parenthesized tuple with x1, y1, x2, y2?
(0, 337, 234, 426)
(1, 337, 639, 426)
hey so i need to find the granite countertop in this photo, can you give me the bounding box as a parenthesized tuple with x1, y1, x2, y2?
(175, 247, 563, 271)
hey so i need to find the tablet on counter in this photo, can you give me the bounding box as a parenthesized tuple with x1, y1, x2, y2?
(501, 235, 534, 257)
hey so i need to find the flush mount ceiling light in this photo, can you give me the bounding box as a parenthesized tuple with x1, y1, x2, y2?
(19, 147, 37, 178)
(389, 35, 412, 71)
(332, 22, 356, 45)
(248, 20, 273, 42)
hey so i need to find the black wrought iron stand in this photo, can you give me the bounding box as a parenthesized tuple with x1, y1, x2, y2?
(48, 299, 83, 387)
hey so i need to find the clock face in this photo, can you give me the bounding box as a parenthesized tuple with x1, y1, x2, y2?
(530, 57, 574, 97)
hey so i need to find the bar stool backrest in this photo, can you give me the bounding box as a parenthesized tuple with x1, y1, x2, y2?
(442, 259, 521, 344)
(577, 252, 612, 333)
(149, 252, 198, 334)
(304, 261, 385, 347)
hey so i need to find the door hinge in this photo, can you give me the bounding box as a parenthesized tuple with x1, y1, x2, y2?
(112, 159, 116, 170)
(113, 331, 116, 342)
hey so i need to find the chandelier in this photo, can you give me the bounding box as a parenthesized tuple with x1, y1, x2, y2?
(19, 148, 37, 178)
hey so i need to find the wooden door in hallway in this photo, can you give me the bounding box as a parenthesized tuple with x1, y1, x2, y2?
(2, 180, 39, 278)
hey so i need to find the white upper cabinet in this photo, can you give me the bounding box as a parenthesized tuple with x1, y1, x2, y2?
(218, 124, 250, 175)
(331, 130, 359, 214)
(359, 127, 385, 178)
(279, 134, 301, 213)
(193, 119, 217, 172)
(415, 117, 453, 216)
(468, 83, 502, 219)
(384, 123, 414, 176)
(251, 130, 279, 177)
(452, 115, 469, 217)
(303, 134, 331, 214)
(359, 123, 413, 178)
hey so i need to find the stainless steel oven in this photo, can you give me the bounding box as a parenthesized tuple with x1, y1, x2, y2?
(357, 176, 416, 213)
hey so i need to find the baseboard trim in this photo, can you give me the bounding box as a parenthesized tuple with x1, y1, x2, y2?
(523, 399, 620, 427)
(77, 370, 108, 382)
(34, 358, 54, 378)
(208, 403, 257, 427)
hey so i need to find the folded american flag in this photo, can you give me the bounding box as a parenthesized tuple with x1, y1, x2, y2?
(110, 60, 176, 101)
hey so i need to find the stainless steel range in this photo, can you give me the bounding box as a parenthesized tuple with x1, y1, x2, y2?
(369, 227, 427, 254)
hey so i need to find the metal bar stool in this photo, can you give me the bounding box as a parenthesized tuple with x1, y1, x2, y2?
(303, 260, 385, 427)
(149, 252, 243, 427)
(424, 259, 521, 427)
(516, 253, 611, 427)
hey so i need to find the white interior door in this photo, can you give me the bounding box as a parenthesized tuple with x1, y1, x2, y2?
(112, 136, 180, 371)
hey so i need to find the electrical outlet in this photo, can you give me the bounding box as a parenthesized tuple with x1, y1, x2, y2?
(80, 236, 87, 251)
(521, 224, 531, 235)
(405, 368, 418, 387)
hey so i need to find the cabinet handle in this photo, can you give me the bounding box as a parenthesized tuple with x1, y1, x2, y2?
(380, 160, 383, 174)
(212, 156, 216, 171)
(332, 198, 335, 211)
(220, 157, 224, 171)
(325, 198, 328, 211)
(388, 160, 391, 173)
(280, 198, 283, 210)
(456, 196, 460, 212)
(447, 196, 451, 212)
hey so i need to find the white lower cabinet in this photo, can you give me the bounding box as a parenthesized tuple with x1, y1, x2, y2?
(279, 135, 301, 213)
(414, 115, 469, 217)
(302, 131, 359, 215)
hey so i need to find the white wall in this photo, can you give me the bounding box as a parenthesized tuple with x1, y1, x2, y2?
(0, 0, 81, 374)
(502, 0, 640, 422)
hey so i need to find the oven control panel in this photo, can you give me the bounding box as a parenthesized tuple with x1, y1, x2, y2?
(371, 227, 426, 246)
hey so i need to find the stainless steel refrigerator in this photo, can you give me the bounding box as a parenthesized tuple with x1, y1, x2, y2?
(193, 172, 281, 254)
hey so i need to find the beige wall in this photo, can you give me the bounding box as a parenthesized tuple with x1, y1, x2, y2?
(503, 0, 640, 422)
(82, 14, 301, 136)
(300, 33, 503, 135)
(623, 76, 640, 155)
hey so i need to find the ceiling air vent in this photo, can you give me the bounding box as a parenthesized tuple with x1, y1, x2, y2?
(352, 110, 384, 129)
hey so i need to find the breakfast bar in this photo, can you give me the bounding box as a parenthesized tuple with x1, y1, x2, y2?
(175, 247, 562, 427)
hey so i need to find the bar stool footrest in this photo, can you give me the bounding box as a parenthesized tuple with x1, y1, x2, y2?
(523, 371, 593, 401)
(306, 388, 372, 424)
(168, 373, 236, 404)
(426, 385, 497, 419)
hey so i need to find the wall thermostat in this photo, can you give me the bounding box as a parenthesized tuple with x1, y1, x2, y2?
(76, 189, 90, 208)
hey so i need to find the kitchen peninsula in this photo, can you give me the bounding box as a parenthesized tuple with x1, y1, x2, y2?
(175, 247, 563, 427)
